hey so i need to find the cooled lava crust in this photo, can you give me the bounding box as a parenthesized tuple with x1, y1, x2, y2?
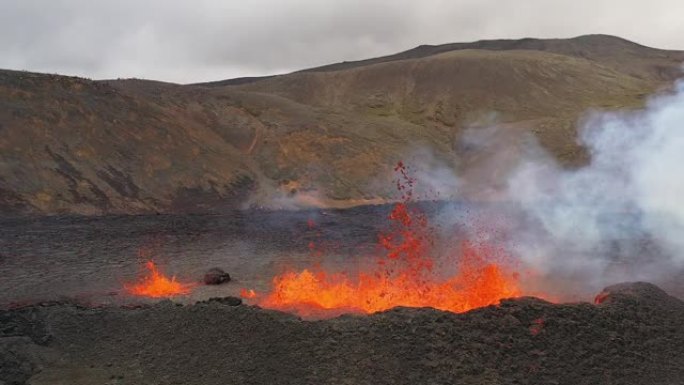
(2, 282, 684, 385)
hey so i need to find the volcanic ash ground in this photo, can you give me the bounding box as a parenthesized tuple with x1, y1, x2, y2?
(2, 281, 684, 385)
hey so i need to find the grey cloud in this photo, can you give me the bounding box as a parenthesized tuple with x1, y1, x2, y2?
(0, 0, 683, 83)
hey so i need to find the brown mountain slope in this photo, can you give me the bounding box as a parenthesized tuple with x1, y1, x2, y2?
(303, 34, 684, 81)
(235, 49, 656, 161)
(0, 72, 256, 214)
(0, 35, 682, 215)
(199, 34, 684, 86)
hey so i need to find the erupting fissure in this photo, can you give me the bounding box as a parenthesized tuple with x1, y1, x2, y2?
(245, 162, 524, 317)
(125, 261, 195, 298)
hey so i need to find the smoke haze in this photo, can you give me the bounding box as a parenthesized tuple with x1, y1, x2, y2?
(416, 80, 684, 299)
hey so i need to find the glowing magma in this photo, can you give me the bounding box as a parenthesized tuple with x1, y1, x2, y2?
(248, 162, 524, 317)
(259, 239, 521, 316)
(125, 261, 195, 298)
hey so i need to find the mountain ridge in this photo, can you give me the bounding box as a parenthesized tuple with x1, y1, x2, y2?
(0, 35, 682, 215)
(196, 34, 683, 87)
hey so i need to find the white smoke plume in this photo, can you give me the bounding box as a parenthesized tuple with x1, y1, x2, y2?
(495, 80, 684, 298)
(407, 80, 684, 299)
(250, 78, 684, 300)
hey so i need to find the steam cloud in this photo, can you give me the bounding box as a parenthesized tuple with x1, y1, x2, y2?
(452, 80, 684, 298)
(253, 79, 684, 300)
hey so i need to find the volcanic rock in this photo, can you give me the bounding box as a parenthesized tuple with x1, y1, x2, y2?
(199, 296, 242, 306)
(2, 281, 684, 385)
(203, 268, 231, 285)
(599, 281, 672, 300)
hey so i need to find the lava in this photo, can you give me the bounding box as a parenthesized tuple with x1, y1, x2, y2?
(258, 240, 521, 317)
(594, 291, 610, 304)
(125, 261, 195, 298)
(240, 288, 257, 299)
(246, 162, 526, 318)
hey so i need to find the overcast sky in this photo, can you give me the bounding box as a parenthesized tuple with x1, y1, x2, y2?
(1, 0, 682, 83)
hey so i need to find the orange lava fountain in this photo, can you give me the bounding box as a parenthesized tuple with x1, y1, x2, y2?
(259, 239, 521, 317)
(246, 162, 525, 318)
(125, 261, 195, 298)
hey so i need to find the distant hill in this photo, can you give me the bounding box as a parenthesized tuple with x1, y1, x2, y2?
(1, 35, 682, 215)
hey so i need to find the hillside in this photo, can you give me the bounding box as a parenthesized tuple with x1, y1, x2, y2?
(0, 35, 682, 215)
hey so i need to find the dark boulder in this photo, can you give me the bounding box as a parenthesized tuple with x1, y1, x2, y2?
(594, 281, 681, 309)
(203, 268, 231, 285)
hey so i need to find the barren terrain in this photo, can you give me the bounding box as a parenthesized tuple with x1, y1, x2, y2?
(3, 282, 684, 385)
(1, 34, 683, 215)
(3, 34, 684, 385)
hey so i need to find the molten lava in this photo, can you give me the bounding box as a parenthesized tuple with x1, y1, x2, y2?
(246, 162, 526, 318)
(125, 261, 195, 298)
(241, 288, 257, 299)
(259, 240, 521, 316)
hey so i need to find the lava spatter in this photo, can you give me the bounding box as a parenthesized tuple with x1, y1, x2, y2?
(246, 162, 527, 318)
(125, 261, 195, 298)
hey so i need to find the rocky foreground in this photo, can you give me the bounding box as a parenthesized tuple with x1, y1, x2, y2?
(2, 282, 684, 385)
